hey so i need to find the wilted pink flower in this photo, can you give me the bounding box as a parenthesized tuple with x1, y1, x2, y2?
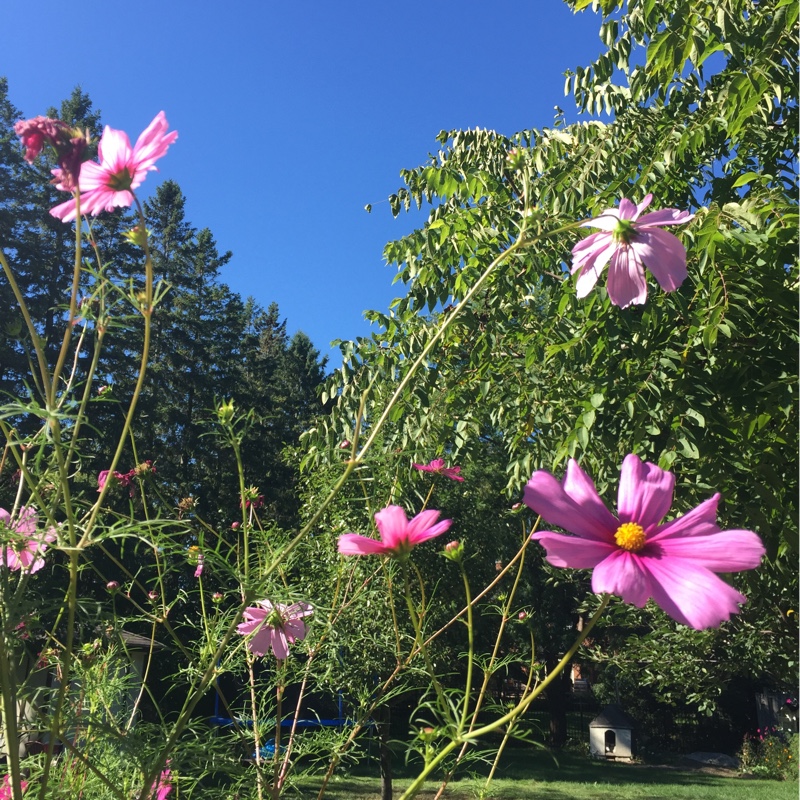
(51, 112, 177, 222)
(0, 773, 28, 798)
(97, 469, 130, 492)
(524, 454, 765, 629)
(412, 458, 464, 482)
(338, 505, 452, 559)
(237, 600, 313, 660)
(15, 116, 67, 161)
(0, 507, 57, 574)
(15, 116, 89, 191)
(571, 194, 694, 308)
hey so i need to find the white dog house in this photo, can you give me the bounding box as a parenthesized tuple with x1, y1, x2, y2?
(589, 704, 635, 761)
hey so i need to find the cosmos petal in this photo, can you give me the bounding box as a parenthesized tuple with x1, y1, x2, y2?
(524, 461, 617, 542)
(606, 246, 648, 308)
(591, 550, 652, 607)
(643, 557, 747, 629)
(530, 531, 615, 568)
(617, 454, 675, 530)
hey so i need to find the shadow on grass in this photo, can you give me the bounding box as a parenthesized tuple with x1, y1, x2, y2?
(343, 746, 736, 788)
(490, 748, 732, 786)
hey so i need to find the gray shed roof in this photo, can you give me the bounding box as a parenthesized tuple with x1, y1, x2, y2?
(589, 704, 635, 729)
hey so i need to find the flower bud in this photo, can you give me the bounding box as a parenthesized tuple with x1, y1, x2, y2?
(216, 398, 235, 424)
(212, 592, 223, 603)
(122, 225, 151, 248)
(443, 540, 464, 562)
(106, 581, 120, 593)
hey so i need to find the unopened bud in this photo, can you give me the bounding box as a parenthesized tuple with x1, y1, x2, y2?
(443, 540, 464, 562)
(106, 581, 120, 593)
(217, 398, 235, 425)
(122, 224, 151, 248)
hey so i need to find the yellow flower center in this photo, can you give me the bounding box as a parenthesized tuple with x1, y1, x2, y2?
(614, 522, 646, 552)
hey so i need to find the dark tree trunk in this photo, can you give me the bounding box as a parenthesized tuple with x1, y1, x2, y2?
(375, 704, 392, 800)
(547, 656, 571, 747)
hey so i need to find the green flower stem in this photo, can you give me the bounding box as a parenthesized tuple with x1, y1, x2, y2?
(138, 610, 247, 800)
(50, 729, 127, 800)
(65, 322, 105, 467)
(483, 630, 537, 793)
(0, 589, 23, 800)
(417, 532, 530, 655)
(457, 562, 474, 735)
(398, 594, 611, 800)
(247, 647, 265, 800)
(79, 198, 154, 547)
(0, 248, 52, 402)
(48, 215, 84, 405)
(273, 669, 286, 800)
(403, 563, 454, 730)
(420, 481, 437, 512)
(227, 423, 250, 579)
(125, 621, 158, 731)
(434, 531, 532, 800)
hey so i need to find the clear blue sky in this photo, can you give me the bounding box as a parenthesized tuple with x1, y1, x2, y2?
(3, 1, 607, 363)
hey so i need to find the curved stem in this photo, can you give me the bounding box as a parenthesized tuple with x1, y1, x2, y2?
(403, 563, 453, 729)
(398, 594, 611, 800)
(49, 205, 84, 403)
(457, 562, 474, 735)
(79, 199, 153, 546)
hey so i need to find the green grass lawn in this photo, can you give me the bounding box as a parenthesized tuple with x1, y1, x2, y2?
(297, 747, 797, 800)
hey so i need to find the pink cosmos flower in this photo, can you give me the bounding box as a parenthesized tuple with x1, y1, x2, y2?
(338, 505, 452, 559)
(150, 764, 172, 799)
(0, 507, 57, 574)
(412, 458, 464, 482)
(571, 194, 694, 308)
(524, 454, 765, 629)
(51, 111, 177, 222)
(237, 600, 313, 660)
(0, 774, 27, 798)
